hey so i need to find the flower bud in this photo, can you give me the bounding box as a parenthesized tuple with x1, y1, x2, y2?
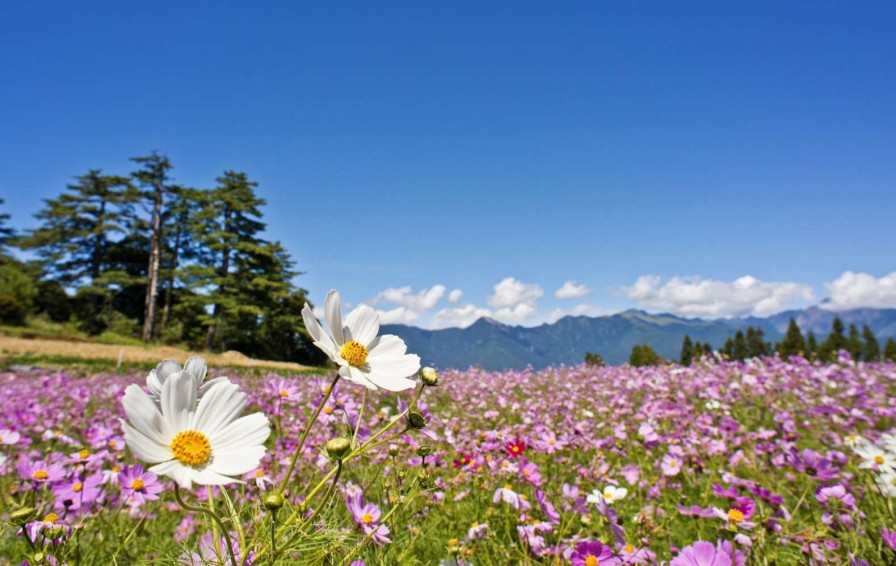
(9, 507, 37, 526)
(420, 367, 439, 386)
(31, 553, 46, 565)
(415, 445, 434, 457)
(326, 437, 352, 459)
(388, 443, 400, 457)
(407, 411, 427, 430)
(263, 493, 284, 510)
(44, 525, 65, 540)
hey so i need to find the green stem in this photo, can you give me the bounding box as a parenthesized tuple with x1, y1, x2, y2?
(278, 373, 340, 494)
(174, 485, 238, 566)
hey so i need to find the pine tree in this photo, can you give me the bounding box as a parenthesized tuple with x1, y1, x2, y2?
(630, 343, 660, 367)
(885, 338, 896, 362)
(702, 342, 712, 358)
(745, 326, 769, 358)
(680, 335, 694, 366)
(131, 153, 174, 342)
(0, 198, 14, 258)
(776, 319, 806, 359)
(722, 337, 734, 359)
(157, 185, 203, 339)
(806, 332, 818, 360)
(733, 330, 747, 361)
(847, 324, 862, 359)
(19, 170, 134, 287)
(819, 317, 848, 361)
(861, 325, 880, 362)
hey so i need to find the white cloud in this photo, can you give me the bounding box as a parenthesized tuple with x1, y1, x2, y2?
(823, 271, 896, 310)
(375, 306, 422, 325)
(487, 277, 543, 309)
(431, 304, 493, 329)
(447, 289, 464, 304)
(367, 284, 447, 325)
(555, 280, 591, 299)
(485, 277, 543, 324)
(624, 274, 814, 318)
(546, 303, 607, 323)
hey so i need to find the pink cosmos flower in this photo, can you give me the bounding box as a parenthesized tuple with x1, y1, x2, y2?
(570, 540, 619, 566)
(120, 465, 164, 507)
(52, 472, 104, 511)
(670, 540, 732, 566)
(18, 460, 66, 484)
(346, 492, 391, 545)
(662, 454, 683, 477)
(0, 428, 21, 445)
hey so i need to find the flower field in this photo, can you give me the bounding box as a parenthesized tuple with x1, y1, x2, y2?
(3, 349, 896, 565)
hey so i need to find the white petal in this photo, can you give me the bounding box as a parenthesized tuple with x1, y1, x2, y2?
(210, 413, 270, 452)
(346, 365, 379, 390)
(191, 467, 243, 486)
(369, 352, 421, 378)
(324, 289, 345, 345)
(155, 359, 182, 381)
(198, 376, 230, 397)
(344, 305, 379, 345)
(150, 460, 193, 489)
(146, 371, 163, 398)
(209, 445, 267, 476)
(121, 385, 166, 444)
(122, 422, 172, 463)
(183, 356, 208, 384)
(193, 379, 245, 437)
(161, 371, 197, 434)
(364, 368, 417, 392)
(367, 334, 408, 359)
(303, 303, 339, 357)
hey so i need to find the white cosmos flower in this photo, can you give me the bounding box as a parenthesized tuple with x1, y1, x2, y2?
(146, 356, 227, 404)
(586, 485, 627, 505)
(301, 289, 421, 392)
(121, 370, 270, 489)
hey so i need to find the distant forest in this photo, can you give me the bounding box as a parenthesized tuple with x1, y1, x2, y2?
(0, 152, 326, 365)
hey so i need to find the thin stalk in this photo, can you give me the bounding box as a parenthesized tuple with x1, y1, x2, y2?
(278, 373, 340, 494)
(174, 485, 238, 566)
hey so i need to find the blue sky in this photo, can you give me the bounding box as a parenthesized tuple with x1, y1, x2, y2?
(2, 2, 895, 328)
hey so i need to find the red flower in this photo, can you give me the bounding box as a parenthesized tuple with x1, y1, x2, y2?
(504, 440, 527, 458)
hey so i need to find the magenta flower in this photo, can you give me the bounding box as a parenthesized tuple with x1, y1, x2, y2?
(0, 428, 21, 445)
(23, 512, 71, 545)
(519, 459, 543, 486)
(120, 465, 164, 507)
(662, 453, 683, 476)
(570, 540, 619, 566)
(671, 541, 732, 566)
(18, 460, 66, 484)
(346, 492, 391, 545)
(881, 528, 896, 552)
(52, 471, 104, 511)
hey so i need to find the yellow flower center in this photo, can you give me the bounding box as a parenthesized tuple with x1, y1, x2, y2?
(728, 508, 745, 523)
(340, 341, 369, 367)
(43, 513, 58, 524)
(108, 440, 117, 448)
(79, 449, 90, 460)
(585, 555, 599, 566)
(112, 465, 121, 473)
(511, 446, 520, 453)
(0, 435, 3, 442)
(504, 484, 513, 491)
(280, 389, 289, 397)
(324, 406, 334, 415)
(604, 490, 613, 500)
(548, 439, 555, 445)
(471, 522, 479, 528)
(132, 478, 145, 491)
(361, 513, 374, 525)
(170, 430, 212, 467)
(33, 470, 49, 480)
(256, 470, 265, 477)
(72, 482, 83, 493)
(875, 455, 885, 465)
(624, 544, 634, 553)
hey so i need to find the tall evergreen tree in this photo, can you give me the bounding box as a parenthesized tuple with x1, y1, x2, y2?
(745, 326, 769, 358)
(196, 171, 270, 350)
(0, 198, 13, 258)
(847, 323, 862, 359)
(806, 332, 818, 360)
(776, 319, 806, 359)
(885, 338, 896, 362)
(732, 330, 748, 360)
(680, 335, 694, 366)
(131, 153, 173, 342)
(860, 325, 880, 362)
(819, 317, 848, 361)
(19, 170, 134, 287)
(157, 185, 203, 339)
(630, 343, 660, 367)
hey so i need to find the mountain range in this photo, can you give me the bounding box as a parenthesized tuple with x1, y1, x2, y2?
(381, 307, 896, 370)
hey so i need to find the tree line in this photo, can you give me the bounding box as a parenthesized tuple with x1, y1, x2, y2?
(582, 317, 896, 368)
(0, 153, 326, 365)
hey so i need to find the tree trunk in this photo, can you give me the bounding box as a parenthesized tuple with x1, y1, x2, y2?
(141, 187, 163, 342)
